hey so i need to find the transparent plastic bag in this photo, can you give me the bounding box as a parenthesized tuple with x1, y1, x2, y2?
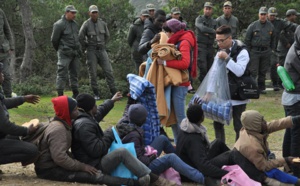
(190, 57, 232, 125)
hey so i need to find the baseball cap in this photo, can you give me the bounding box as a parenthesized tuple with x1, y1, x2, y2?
(65, 5, 77, 12)
(268, 7, 278, 16)
(146, 4, 155, 11)
(89, 5, 99, 12)
(286, 9, 300, 16)
(223, 1, 232, 7)
(171, 7, 181, 14)
(204, 2, 213, 8)
(259, 7, 268, 14)
(140, 9, 149, 17)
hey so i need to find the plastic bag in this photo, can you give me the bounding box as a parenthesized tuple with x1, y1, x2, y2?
(190, 57, 232, 125)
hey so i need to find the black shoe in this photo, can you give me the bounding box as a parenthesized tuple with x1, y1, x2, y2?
(273, 85, 280, 91)
(259, 90, 267, 94)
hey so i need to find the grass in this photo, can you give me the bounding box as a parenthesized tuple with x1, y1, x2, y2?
(9, 89, 285, 151)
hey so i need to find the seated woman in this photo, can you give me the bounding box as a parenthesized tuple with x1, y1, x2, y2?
(176, 104, 231, 185)
(71, 93, 173, 186)
(234, 110, 300, 186)
(118, 103, 205, 185)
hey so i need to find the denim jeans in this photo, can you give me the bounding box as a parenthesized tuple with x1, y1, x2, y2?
(150, 135, 175, 156)
(283, 101, 300, 177)
(148, 153, 204, 184)
(171, 86, 188, 144)
(0, 138, 38, 165)
(101, 148, 151, 177)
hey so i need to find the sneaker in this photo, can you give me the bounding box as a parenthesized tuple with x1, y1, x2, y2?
(94, 95, 100, 101)
(151, 177, 178, 186)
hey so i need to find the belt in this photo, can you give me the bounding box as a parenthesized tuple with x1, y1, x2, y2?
(252, 46, 269, 52)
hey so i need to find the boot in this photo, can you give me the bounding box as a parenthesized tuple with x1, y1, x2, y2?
(150, 176, 178, 186)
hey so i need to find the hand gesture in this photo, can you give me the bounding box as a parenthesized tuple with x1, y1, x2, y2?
(83, 164, 99, 175)
(27, 124, 39, 135)
(111, 92, 123, 102)
(150, 33, 161, 45)
(218, 51, 228, 60)
(24, 95, 40, 104)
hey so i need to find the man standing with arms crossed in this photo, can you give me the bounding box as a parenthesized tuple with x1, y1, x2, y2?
(245, 7, 275, 94)
(195, 2, 217, 83)
(79, 5, 117, 100)
(216, 1, 239, 39)
(51, 5, 81, 98)
(0, 8, 14, 98)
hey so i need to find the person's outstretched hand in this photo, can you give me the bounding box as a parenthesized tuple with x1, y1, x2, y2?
(24, 95, 40, 104)
(111, 92, 123, 102)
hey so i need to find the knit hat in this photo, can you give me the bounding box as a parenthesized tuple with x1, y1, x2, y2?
(241, 110, 264, 132)
(128, 104, 148, 126)
(67, 97, 77, 115)
(187, 104, 204, 124)
(166, 18, 186, 33)
(76, 93, 96, 112)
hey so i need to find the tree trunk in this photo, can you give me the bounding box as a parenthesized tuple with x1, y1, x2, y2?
(18, 0, 36, 83)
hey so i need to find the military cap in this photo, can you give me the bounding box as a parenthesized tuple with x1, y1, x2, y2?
(268, 7, 278, 16)
(204, 2, 213, 8)
(89, 5, 98, 12)
(259, 7, 268, 14)
(140, 9, 150, 17)
(146, 4, 155, 11)
(65, 5, 77, 12)
(223, 1, 232, 7)
(286, 9, 300, 16)
(171, 7, 181, 14)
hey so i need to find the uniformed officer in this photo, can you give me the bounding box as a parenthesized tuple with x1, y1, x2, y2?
(267, 7, 298, 91)
(79, 5, 117, 100)
(0, 8, 14, 98)
(51, 5, 81, 98)
(245, 7, 275, 94)
(277, 9, 300, 68)
(127, 9, 149, 74)
(216, 1, 239, 39)
(195, 2, 216, 83)
(146, 4, 155, 18)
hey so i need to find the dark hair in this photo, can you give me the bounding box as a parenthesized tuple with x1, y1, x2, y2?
(187, 104, 204, 124)
(154, 9, 166, 18)
(216, 25, 232, 36)
(162, 25, 172, 33)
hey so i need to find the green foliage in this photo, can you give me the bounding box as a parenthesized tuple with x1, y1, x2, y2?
(12, 76, 56, 96)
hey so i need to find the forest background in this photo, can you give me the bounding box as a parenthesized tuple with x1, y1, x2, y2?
(1, 0, 300, 98)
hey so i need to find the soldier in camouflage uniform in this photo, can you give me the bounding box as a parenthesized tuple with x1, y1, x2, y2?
(146, 4, 155, 19)
(79, 5, 117, 100)
(0, 8, 14, 98)
(245, 7, 275, 94)
(267, 7, 298, 91)
(51, 5, 81, 98)
(195, 2, 216, 83)
(216, 1, 239, 39)
(127, 9, 149, 74)
(277, 9, 300, 69)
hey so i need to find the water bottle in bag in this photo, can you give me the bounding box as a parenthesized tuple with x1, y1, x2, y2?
(277, 64, 295, 91)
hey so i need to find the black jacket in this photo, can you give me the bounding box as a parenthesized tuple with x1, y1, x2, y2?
(71, 99, 115, 169)
(138, 18, 161, 55)
(176, 129, 228, 180)
(0, 94, 28, 139)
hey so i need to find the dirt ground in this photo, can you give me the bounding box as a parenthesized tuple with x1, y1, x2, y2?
(0, 151, 282, 186)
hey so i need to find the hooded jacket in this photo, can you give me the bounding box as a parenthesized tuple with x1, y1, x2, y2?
(0, 94, 28, 139)
(234, 110, 292, 171)
(34, 96, 86, 171)
(176, 118, 228, 180)
(72, 99, 115, 169)
(285, 26, 300, 93)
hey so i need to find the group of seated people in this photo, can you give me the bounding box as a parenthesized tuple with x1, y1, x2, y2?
(1, 70, 300, 185)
